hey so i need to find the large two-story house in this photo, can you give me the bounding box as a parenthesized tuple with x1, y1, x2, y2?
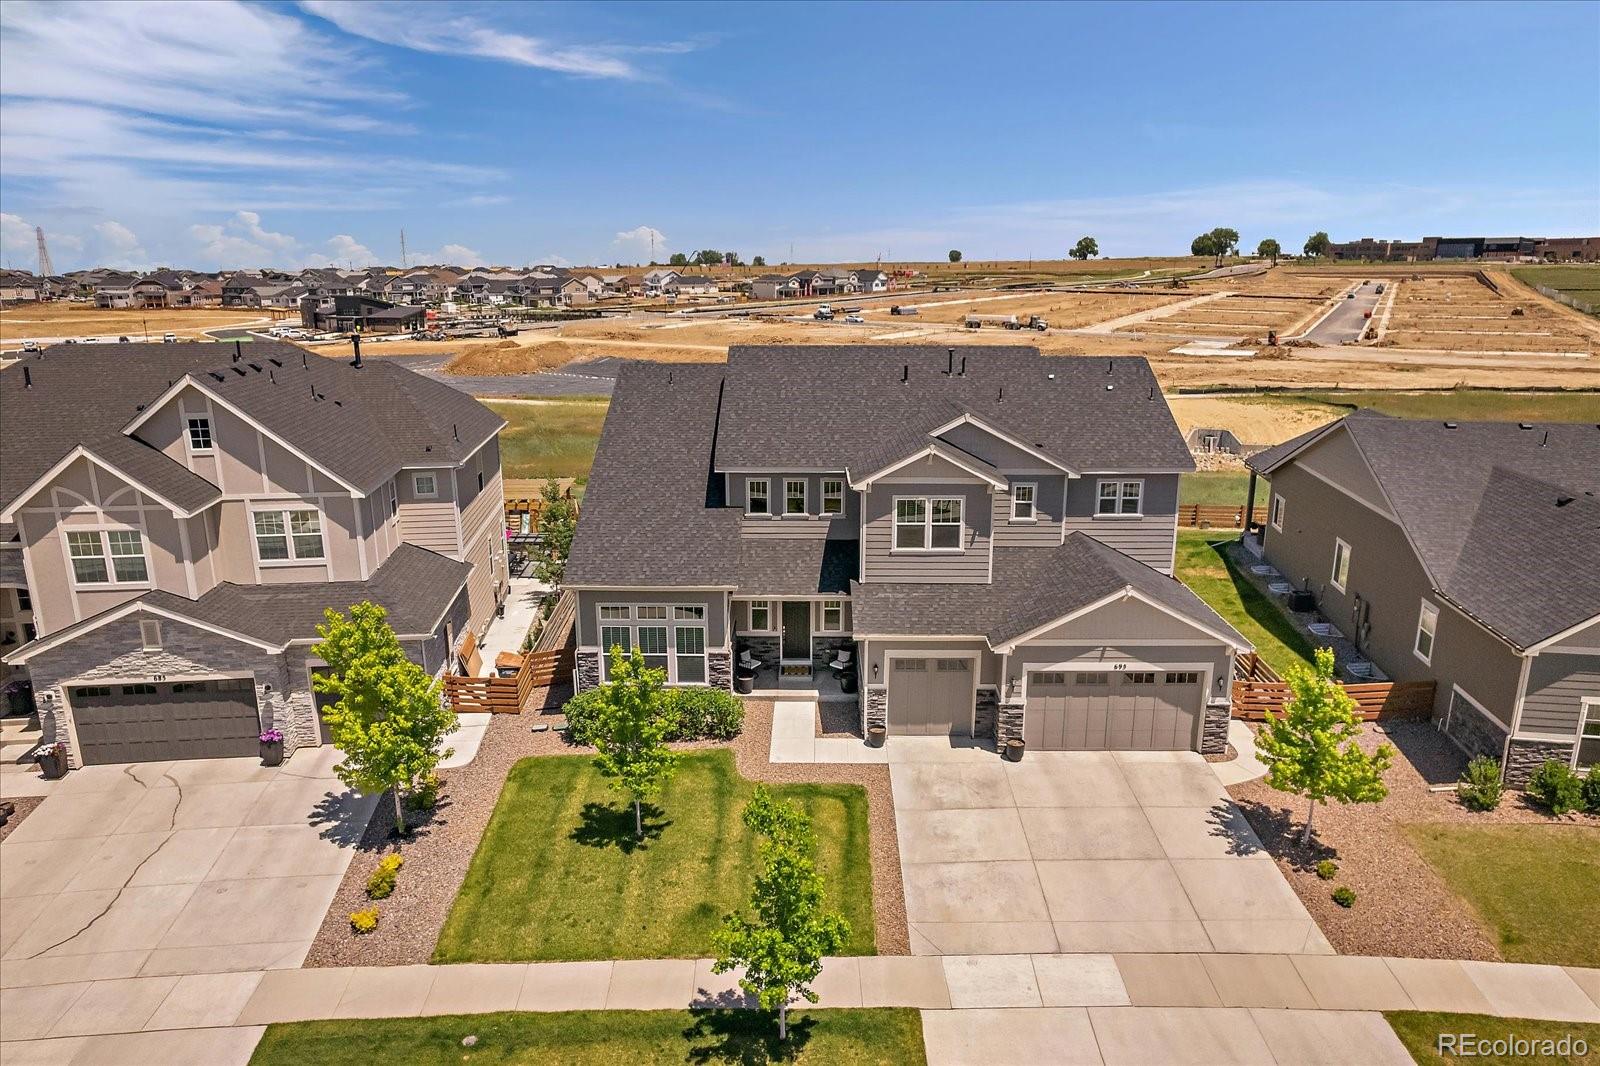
(0, 342, 509, 767)
(1247, 412, 1600, 785)
(566, 346, 1250, 754)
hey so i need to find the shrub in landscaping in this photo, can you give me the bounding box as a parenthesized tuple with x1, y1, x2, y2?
(1457, 756, 1504, 812)
(1331, 886, 1356, 908)
(665, 688, 745, 741)
(366, 854, 404, 900)
(1584, 771, 1600, 813)
(1527, 760, 1586, 815)
(561, 687, 607, 745)
(407, 773, 440, 812)
(350, 907, 380, 933)
(1314, 859, 1338, 880)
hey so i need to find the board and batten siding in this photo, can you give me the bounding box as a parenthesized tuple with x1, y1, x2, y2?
(861, 479, 991, 584)
(1519, 653, 1600, 738)
(1061, 473, 1178, 572)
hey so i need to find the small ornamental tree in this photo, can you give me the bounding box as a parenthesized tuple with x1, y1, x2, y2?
(589, 645, 677, 838)
(1070, 236, 1099, 260)
(1255, 647, 1394, 845)
(713, 787, 849, 1041)
(313, 602, 458, 834)
(530, 480, 577, 587)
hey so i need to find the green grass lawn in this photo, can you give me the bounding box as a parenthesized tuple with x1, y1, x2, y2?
(1179, 471, 1251, 507)
(1401, 824, 1600, 968)
(434, 749, 875, 963)
(1512, 265, 1600, 315)
(249, 1009, 925, 1066)
(1174, 529, 1315, 678)
(1385, 1012, 1600, 1066)
(485, 399, 608, 480)
(1256, 390, 1600, 425)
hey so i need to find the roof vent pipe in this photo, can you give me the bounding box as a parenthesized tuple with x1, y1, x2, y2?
(350, 334, 363, 368)
(959, 356, 967, 376)
(233, 340, 241, 362)
(1541, 430, 1549, 447)
(1106, 359, 1113, 374)
(902, 364, 909, 383)
(453, 423, 460, 442)
(23, 366, 31, 388)
(946, 348, 954, 376)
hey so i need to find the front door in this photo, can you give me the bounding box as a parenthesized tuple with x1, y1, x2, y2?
(781, 601, 810, 660)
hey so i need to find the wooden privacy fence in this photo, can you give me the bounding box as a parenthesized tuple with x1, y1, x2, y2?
(1232, 677, 1435, 721)
(1179, 504, 1248, 529)
(444, 647, 575, 713)
(1234, 652, 1280, 683)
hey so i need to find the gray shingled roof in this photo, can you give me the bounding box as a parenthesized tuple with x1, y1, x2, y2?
(851, 533, 1249, 648)
(738, 537, 857, 596)
(715, 347, 1193, 475)
(1, 342, 503, 511)
(140, 542, 469, 645)
(1249, 412, 1600, 647)
(564, 363, 740, 588)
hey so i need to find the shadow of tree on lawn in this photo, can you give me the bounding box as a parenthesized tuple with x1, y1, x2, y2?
(682, 1009, 816, 1065)
(569, 800, 669, 853)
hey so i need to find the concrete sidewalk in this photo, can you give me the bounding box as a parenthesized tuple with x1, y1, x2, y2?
(5, 952, 1596, 1061)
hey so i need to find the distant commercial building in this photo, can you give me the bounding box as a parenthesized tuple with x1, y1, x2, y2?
(1328, 235, 1599, 263)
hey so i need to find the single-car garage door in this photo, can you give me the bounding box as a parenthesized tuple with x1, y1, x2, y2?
(887, 657, 973, 735)
(69, 679, 262, 765)
(1024, 670, 1204, 751)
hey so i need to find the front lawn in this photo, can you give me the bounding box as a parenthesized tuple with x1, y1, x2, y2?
(250, 1009, 925, 1066)
(1174, 529, 1315, 678)
(1386, 1012, 1600, 1066)
(1401, 824, 1600, 968)
(434, 749, 875, 962)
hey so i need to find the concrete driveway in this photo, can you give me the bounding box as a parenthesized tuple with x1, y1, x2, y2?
(892, 747, 1329, 956)
(1, 747, 375, 996)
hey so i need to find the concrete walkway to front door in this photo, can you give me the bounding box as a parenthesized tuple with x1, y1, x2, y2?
(894, 748, 1328, 956)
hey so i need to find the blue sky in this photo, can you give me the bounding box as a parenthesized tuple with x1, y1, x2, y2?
(1, 0, 1596, 271)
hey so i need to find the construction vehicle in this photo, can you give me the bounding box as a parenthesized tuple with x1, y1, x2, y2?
(813, 304, 834, 321)
(889, 304, 920, 316)
(964, 313, 1047, 331)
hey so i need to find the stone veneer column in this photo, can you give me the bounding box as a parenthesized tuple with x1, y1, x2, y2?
(574, 650, 601, 693)
(1200, 701, 1231, 755)
(973, 687, 998, 739)
(863, 686, 887, 733)
(707, 651, 732, 691)
(997, 697, 1024, 749)
(1438, 697, 1510, 764)
(1503, 738, 1576, 788)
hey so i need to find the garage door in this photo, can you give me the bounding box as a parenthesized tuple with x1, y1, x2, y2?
(887, 657, 973, 735)
(1024, 670, 1204, 751)
(69, 679, 262, 765)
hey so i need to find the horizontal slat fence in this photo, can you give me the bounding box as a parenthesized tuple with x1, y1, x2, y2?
(444, 648, 575, 713)
(1179, 504, 1248, 529)
(1232, 677, 1434, 721)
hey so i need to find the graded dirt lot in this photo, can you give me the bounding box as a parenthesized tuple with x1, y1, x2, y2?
(0, 303, 272, 345)
(1378, 273, 1597, 356)
(1167, 395, 1343, 445)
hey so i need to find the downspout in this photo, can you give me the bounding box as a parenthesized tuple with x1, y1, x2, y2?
(1244, 470, 1258, 540)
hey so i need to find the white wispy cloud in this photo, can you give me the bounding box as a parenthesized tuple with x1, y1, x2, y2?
(612, 225, 668, 259)
(299, 1, 695, 80)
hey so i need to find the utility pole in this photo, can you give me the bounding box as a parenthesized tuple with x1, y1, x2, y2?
(399, 229, 408, 269)
(36, 226, 54, 277)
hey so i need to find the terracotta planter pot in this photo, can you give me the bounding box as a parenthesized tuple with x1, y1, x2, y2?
(1004, 738, 1025, 762)
(260, 740, 284, 767)
(866, 726, 886, 749)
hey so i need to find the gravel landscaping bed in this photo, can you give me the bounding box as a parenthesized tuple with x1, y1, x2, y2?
(818, 701, 863, 738)
(1228, 719, 1590, 961)
(305, 692, 908, 967)
(0, 795, 44, 843)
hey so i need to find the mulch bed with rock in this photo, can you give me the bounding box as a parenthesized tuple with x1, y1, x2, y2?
(1228, 718, 1587, 961)
(304, 690, 908, 968)
(0, 795, 44, 843)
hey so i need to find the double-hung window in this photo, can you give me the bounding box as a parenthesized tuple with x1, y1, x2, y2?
(821, 479, 844, 515)
(1577, 701, 1599, 773)
(1414, 601, 1438, 664)
(186, 417, 213, 453)
(747, 478, 770, 516)
(1096, 479, 1142, 516)
(784, 479, 807, 515)
(748, 600, 771, 631)
(820, 600, 843, 632)
(894, 497, 963, 549)
(1270, 493, 1286, 532)
(254, 508, 325, 562)
(1011, 482, 1036, 521)
(1331, 537, 1352, 592)
(67, 529, 149, 584)
(675, 626, 707, 683)
(413, 473, 437, 498)
(636, 624, 669, 673)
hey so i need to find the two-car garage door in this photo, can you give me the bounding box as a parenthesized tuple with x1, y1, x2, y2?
(1024, 670, 1204, 751)
(69, 679, 262, 765)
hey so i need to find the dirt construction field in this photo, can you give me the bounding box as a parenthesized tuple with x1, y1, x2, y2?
(0, 303, 270, 345)
(1377, 273, 1598, 356)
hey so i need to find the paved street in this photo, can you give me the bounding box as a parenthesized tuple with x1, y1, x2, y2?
(1304, 280, 1383, 344)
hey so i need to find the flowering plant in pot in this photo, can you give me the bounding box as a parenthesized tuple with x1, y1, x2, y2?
(36, 741, 69, 779)
(259, 729, 285, 766)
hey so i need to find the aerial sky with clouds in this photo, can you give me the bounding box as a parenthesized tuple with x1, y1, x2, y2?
(1, 0, 1595, 272)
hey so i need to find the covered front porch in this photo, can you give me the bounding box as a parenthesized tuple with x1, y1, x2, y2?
(743, 660, 855, 701)
(731, 596, 857, 702)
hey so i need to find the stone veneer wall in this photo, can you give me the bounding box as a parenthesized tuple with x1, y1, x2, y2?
(737, 635, 781, 667)
(708, 651, 732, 691)
(811, 636, 855, 675)
(574, 650, 601, 693)
(974, 687, 998, 739)
(1438, 696, 1510, 764)
(1504, 737, 1576, 788)
(864, 686, 887, 733)
(997, 698, 1024, 749)
(1201, 701, 1231, 755)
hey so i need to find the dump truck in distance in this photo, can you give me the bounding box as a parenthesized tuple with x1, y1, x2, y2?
(964, 313, 1047, 330)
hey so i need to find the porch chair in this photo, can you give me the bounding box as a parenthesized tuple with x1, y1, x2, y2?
(828, 648, 854, 679)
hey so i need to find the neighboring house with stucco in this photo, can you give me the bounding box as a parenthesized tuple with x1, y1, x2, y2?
(0, 341, 509, 767)
(565, 345, 1250, 756)
(1246, 412, 1600, 785)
